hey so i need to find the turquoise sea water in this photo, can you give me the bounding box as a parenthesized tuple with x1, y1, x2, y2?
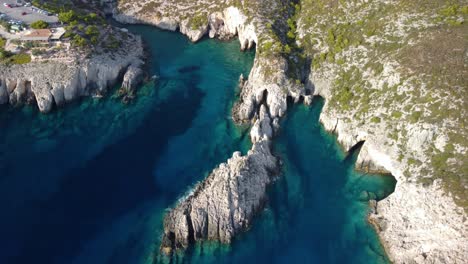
(0, 25, 395, 264)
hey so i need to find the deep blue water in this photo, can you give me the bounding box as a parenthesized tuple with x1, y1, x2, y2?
(0, 25, 395, 264)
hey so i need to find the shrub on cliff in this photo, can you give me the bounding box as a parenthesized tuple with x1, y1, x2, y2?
(1, 53, 31, 65)
(0, 20, 10, 31)
(0, 48, 10, 59)
(72, 35, 88, 47)
(190, 13, 207, 30)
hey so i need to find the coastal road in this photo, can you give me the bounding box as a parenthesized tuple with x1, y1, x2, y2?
(0, 0, 58, 24)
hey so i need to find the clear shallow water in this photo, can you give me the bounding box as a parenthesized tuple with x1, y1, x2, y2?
(0, 25, 395, 264)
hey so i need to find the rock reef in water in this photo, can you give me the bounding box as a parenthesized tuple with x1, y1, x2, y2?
(161, 140, 279, 255)
(0, 31, 145, 113)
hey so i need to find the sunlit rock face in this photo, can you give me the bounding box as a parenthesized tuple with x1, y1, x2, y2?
(0, 33, 144, 113)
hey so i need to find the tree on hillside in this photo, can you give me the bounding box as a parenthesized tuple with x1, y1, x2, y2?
(31, 20, 49, 29)
(58, 10, 77, 23)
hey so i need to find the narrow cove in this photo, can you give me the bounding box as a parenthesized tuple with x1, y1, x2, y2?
(0, 25, 395, 264)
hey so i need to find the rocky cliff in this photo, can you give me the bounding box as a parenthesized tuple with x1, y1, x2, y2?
(161, 139, 279, 255)
(114, 0, 467, 262)
(0, 31, 145, 113)
(299, 1, 468, 262)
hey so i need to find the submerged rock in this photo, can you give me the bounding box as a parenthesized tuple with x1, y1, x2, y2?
(160, 140, 279, 254)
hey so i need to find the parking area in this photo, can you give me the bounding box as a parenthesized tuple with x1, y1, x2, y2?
(0, 0, 58, 25)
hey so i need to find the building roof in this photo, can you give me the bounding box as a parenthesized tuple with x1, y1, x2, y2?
(24, 29, 52, 39)
(50, 27, 66, 40)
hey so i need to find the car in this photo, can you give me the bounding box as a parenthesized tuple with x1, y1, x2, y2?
(21, 12, 27, 16)
(4, 4, 12, 8)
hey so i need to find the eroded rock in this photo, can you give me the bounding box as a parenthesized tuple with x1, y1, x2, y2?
(160, 140, 279, 254)
(0, 34, 145, 113)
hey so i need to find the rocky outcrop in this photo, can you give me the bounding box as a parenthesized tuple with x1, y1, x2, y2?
(114, 5, 257, 48)
(121, 64, 144, 93)
(179, 20, 208, 42)
(161, 98, 279, 254)
(160, 139, 279, 254)
(250, 105, 273, 143)
(232, 56, 306, 124)
(208, 7, 258, 50)
(0, 34, 145, 113)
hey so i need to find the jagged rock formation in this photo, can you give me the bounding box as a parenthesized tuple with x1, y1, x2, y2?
(113, 3, 258, 50)
(160, 139, 279, 255)
(121, 64, 144, 93)
(0, 32, 145, 113)
(160, 84, 280, 254)
(114, 0, 467, 262)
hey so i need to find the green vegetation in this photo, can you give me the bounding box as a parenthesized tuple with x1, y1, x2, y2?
(370, 116, 381, 123)
(0, 51, 31, 65)
(30, 20, 49, 29)
(104, 35, 121, 50)
(58, 10, 77, 23)
(31, 0, 72, 13)
(190, 13, 207, 30)
(10, 53, 32, 64)
(408, 111, 422, 123)
(0, 20, 11, 31)
(391, 111, 402, 119)
(72, 35, 87, 47)
(0, 38, 6, 48)
(436, 4, 468, 26)
(57, 9, 106, 48)
(1, 36, 32, 65)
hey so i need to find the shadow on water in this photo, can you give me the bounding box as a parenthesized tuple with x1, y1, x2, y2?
(0, 21, 397, 264)
(1, 24, 256, 264)
(4, 79, 205, 263)
(165, 97, 396, 264)
(265, 97, 395, 263)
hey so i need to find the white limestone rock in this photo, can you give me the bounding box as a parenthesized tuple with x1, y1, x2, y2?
(179, 19, 209, 42)
(121, 64, 144, 92)
(0, 34, 145, 113)
(160, 140, 279, 254)
(250, 105, 273, 143)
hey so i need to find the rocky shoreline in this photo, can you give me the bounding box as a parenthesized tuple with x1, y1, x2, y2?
(311, 70, 468, 264)
(110, 1, 467, 262)
(0, 29, 145, 113)
(2, 0, 463, 262)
